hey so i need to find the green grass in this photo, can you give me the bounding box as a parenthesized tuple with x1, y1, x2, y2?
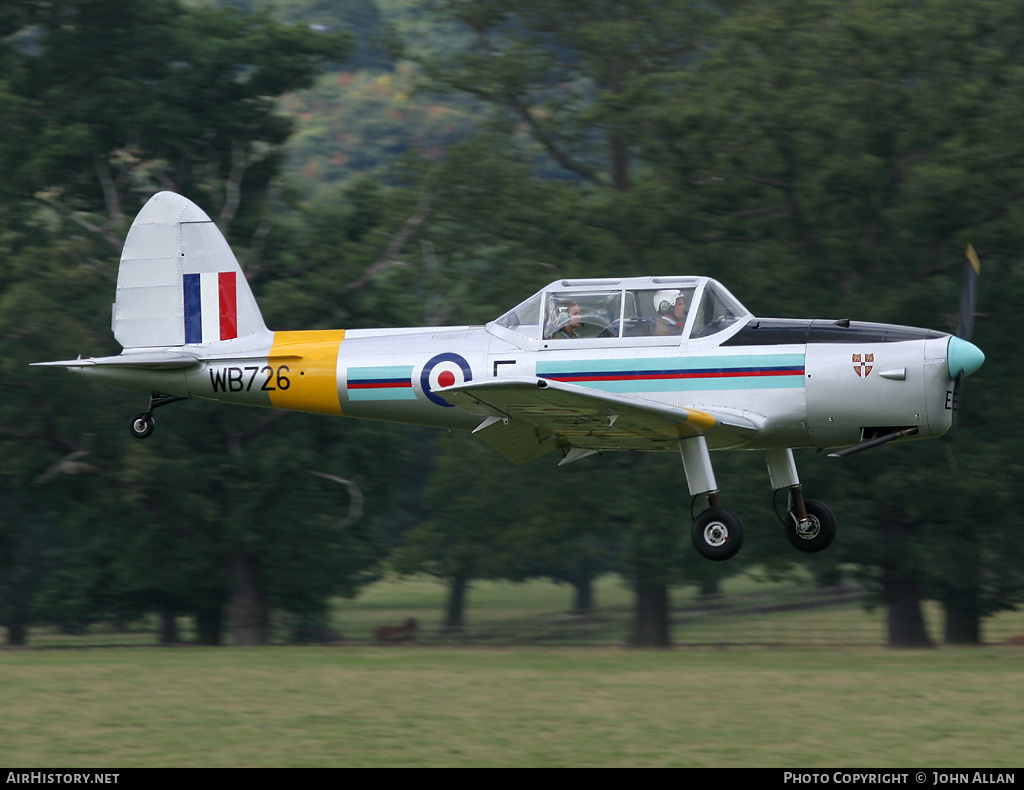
(6, 576, 1024, 767)
(1, 646, 1023, 767)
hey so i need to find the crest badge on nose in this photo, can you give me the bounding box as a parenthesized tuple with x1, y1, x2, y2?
(852, 353, 874, 378)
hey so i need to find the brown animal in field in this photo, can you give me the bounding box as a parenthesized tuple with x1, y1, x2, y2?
(375, 617, 418, 644)
(1005, 635, 1024, 645)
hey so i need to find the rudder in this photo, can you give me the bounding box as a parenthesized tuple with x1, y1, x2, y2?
(112, 192, 268, 349)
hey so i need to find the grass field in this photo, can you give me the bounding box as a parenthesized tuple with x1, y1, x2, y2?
(5, 575, 1024, 767)
(1, 645, 1022, 767)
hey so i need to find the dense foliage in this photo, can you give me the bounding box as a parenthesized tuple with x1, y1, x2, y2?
(2, 0, 1021, 646)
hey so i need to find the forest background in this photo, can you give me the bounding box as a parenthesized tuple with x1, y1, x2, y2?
(1, 0, 1022, 649)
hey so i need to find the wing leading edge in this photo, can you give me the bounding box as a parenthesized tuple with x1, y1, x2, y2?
(438, 376, 761, 464)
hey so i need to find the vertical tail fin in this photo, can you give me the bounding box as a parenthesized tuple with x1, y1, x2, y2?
(112, 191, 268, 349)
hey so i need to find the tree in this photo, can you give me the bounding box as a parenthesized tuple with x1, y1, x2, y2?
(400, 0, 1024, 648)
(659, 0, 1024, 645)
(417, 0, 729, 192)
(0, 0, 370, 644)
(404, 0, 763, 644)
(392, 431, 628, 630)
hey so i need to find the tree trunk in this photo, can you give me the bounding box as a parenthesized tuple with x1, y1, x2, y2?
(941, 529, 982, 645)
(7, 623, 27, 646)
(883, 566, 932, 648)
(195, 606, 223, 646)
(631, 580, 671, 647)
(572, 576, 594, 615)
(444, 573, 469, 632)
(226, 553, 270, 646)
(698, 579, 720, 599)
(943, 589, 981, 645)
(159, 611, 179, 644)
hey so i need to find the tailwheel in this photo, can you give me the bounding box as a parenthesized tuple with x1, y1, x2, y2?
(130, 412, 155, 440)
(691, 507, 744, 561)
(128, 393, 185, 440)
(784, 499, 836, 553)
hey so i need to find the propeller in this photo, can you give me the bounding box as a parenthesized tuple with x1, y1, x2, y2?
(956, 244, 981, 342)
(948, 244, 985, 423)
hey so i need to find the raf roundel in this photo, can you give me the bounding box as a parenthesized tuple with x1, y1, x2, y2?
(421, 352, 472, 407)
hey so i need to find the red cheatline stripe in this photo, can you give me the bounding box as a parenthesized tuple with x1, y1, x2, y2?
(347, 380, 412, 390)
(547, 368, 804, 383)
(219, 271, 237, 341)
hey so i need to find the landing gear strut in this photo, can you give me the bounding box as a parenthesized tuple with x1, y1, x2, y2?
(767, 448, 837, 553)
(680, 442, 839, 561)
(129, 393, 184, 439)
(681, 437, 745, 561)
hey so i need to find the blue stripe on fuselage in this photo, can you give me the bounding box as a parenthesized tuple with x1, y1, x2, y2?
(347, 365, 417, 401)
(536, 354, 806, 393)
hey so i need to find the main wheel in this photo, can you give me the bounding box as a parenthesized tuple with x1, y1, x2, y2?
(691, 507, 744, 561)
(784, 499, 836, 553)
(130, 412, 155, 440)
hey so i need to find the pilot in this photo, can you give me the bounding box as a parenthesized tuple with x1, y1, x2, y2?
(550, 300, 582, 339)
(652, 290, 687, 335)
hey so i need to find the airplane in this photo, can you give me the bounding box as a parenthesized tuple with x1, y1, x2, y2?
(35, 191, 985, 561)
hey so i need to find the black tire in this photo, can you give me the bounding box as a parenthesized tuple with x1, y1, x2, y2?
(784, 499, 836, 553)
(691, 507, 744, 561)
(130, 412, 155, 440)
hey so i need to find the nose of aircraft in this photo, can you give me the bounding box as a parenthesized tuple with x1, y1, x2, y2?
(948, 336, 985, 378)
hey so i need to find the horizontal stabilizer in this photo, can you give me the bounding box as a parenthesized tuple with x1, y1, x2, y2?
(33, 351, 203, 370)
(33, 349, 304, 370)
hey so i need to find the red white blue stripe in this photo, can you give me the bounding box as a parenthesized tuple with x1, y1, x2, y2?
(537, 354, 805, 393)
(347, 365, 416, 401)
(183, 272, 237, 344)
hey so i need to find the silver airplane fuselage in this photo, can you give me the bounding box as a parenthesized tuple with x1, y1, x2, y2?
(38, 192, 985, 560)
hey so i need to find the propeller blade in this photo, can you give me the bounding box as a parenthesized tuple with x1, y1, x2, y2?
(949, 245, 982, 435)
(955, 244, 981, 341)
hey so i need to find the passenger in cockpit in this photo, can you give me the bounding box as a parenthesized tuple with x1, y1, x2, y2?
(549, 300, 582, 339)
(652, 290, 687, 335)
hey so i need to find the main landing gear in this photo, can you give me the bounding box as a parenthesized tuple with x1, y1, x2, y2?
(129, 393, 185, 439)
(680, 440, 836, 561)
(691, 494, 744, 562)
(781, 493, 837, 554)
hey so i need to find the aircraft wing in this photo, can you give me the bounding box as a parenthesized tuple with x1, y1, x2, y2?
(438, 376, 761, 464)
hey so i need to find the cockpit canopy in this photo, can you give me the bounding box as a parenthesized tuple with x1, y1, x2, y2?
(490, 276, 751, 343)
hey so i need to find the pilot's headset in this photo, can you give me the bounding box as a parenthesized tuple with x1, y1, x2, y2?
(555, 300, 579, 327)
(653, 289, 681, 314)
